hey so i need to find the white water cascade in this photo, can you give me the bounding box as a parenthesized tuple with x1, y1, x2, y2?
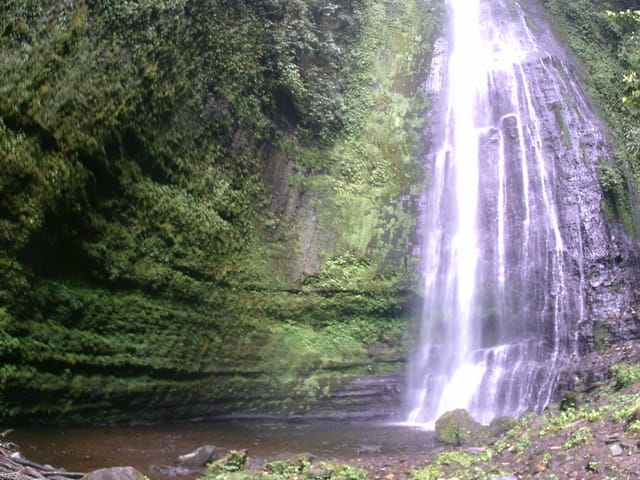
(405, 0, 609, 426)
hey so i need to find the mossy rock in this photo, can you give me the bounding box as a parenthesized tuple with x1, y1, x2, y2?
(627, 406, 640, 425)
(435, 409, 488, 446)
(592, 321, 611, 353)
(266, 455, 313, 476)
(206, 450, 248, 474)
(560, 391, 580, 411)
(487, 416, 517, 438)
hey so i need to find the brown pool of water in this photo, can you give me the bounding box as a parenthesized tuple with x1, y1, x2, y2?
(7, 421, 436, 477)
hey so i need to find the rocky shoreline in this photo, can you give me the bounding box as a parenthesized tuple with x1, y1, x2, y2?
(4, 352, 640, 480)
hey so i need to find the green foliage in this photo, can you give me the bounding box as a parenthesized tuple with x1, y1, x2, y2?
(578, 406, 607, 422)
(266, 456, 311, 478)
(492, 439, 511, 454)
(539, 408, 578, 436)
(203, 450, 248, 478)
(411, 448, 507, 480)
(598, 162, 630, 222)
(592, 321, 612, 353)
(627, 419, 640, 433)
(260, 322, 364, 374)
(0, 119, 87, 252)
(312, 463, 369, 480)
(434, 451, 476, 467)
(0, 308, 20, 359)
(540, 0, 640, 235)
(510, 432, 532, 455)
(609, 394, 640, 423)
(563, 426, 593, 449)
(607, 9, 640, 108)
(611, 362, 640, 389)
(201, 456, 369, 480)
(0, 0, 437, 423)
(302, 253, 381, 291)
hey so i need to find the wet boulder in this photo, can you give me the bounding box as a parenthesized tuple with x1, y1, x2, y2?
(177, 445, 216, 468)
(83, 467, 145, 480)
(435, 409, 487, 445)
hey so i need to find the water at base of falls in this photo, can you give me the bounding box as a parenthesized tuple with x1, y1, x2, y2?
(8, 422, 437, 476)
(404, 0, 605, 426)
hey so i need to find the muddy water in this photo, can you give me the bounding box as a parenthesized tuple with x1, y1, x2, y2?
(8, 421, 435, 476)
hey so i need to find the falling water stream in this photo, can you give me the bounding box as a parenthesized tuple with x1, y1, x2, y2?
(406, 0, 609, 426)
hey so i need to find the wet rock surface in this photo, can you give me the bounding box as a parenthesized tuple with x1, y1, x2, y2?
(297, 374, 404, 421)
(83, 468, 145, 480)
(176, 446, 216, 469)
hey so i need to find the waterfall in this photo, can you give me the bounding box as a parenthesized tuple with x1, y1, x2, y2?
(405, 0, 608, 426)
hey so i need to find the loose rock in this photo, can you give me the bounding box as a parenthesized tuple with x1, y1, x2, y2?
(608, 444, 624, 457)
(177, 445, 216, 468)
(148, 465, 192, 477)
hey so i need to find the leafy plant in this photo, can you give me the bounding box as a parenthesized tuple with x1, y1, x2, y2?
(203, 450, 247, 476)
(539, 409, 577, 435)
(563, 426, 593, 449)
(611, 362, 640, 390)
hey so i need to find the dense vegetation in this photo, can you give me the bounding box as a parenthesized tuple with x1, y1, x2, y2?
(539, 0, 640, 236)
(0, 0, 442, 423)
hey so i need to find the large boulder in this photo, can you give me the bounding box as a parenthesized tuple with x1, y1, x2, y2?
(83, 467, 145, 480)
(435, 409, 487, 446)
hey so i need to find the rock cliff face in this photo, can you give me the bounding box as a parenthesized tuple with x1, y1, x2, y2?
(290, 374, 405, 421)
(490, 0, 640, 394)
(525, 0, 640, 386)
